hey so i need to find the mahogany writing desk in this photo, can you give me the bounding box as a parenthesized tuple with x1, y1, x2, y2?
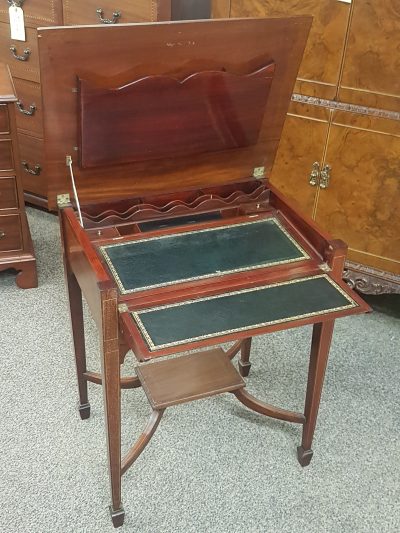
(37, 17, 370, 527)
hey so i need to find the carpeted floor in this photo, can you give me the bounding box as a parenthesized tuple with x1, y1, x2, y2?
(1, 207, 399, 533)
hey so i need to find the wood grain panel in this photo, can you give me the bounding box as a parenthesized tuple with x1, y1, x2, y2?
(0, 24, 39, 83)
(13, 78, 43, 138)
(229, 0, 350, 88)
(0, 176, 17, 209)
(0, 138, 13, 169)
(63, 0, 157, 24)
(38, 18, 311, 209)
(338, 87, 400, 114)
(269, 110, 328, 217)
(315, 124, 400, 272)
(17, 133, 46, 196)
(340, 0, 400, 108)
(0, 0, 63, 28)
(347, 249, 400, 276)
(0, 102, 8, 132)
(0, 213, 22, 252)
(212, 0, 230, 18)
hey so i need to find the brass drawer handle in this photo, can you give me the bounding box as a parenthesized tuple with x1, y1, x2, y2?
(320, 164, 331, 189)
(308, 161, 320, 187)
(10, 46, 31, 62)
(96, 8, 121, 24)
(0, 230, 5, 239)
(16, 100, 36, 116)
(8, 0, 25, 6)
(21, 161, 41, 175)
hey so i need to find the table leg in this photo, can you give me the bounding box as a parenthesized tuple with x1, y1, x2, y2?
(99, 287, 124, 527)
(238, 337, 252, 377)
(297, 320, 335, 467)
(66, 271, 90, 419)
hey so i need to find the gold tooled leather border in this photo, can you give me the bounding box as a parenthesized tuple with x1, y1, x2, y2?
(132, 274, 358, 351)
(99, 217, 310, 294)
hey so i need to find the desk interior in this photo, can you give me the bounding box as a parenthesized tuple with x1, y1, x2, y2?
(98, 217, 310, 294)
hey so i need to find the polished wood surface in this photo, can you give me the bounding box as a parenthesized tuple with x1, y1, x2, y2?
(315, 121, 400, 275)
(229, 0, 351, 99)
(137, 349, 244, 409)
(78, 64, 274, 168)
(340, 0, 400, 112)
(63, 0, 159, 25)
(0, 176, 17, 209)
(269, 103, 329, 217)
(0, 0, 63, 27)
(51, 17, 371, 527)
(0, 63, 37, 288)
(13, 78, 43, 138)
(0, 24, 40, 84)
(39, 17, 311, 208)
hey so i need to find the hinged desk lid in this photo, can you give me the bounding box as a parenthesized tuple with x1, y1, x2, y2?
(38, 17, 311, 205)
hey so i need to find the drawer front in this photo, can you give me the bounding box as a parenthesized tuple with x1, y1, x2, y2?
(0, 176, 17, 209)
(0, 23, 39, 83)
(63, 0, 157, 25)
(0, 0, 63, 28)
(0, 138, 13, 170)
(18, 132, 46, 196)
(0, 213, 22, 252)
(0, 103, 9, 133)
(14, 78, 43, 138)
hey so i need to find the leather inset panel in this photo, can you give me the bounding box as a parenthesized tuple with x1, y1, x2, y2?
(132, 275, 358, 350)
(99, 217, 309, 293)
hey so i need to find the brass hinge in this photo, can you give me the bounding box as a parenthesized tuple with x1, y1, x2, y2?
(57, 193, 71, 208)
(319, 262, 332, 273)
(253, 166, 265, 178)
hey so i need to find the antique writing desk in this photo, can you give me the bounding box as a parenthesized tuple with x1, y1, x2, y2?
(38, 17, 370, 527)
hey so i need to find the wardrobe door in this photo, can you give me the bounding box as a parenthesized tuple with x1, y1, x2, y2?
(315, 112, 400, 274)
(229, 0, 351, 99)
(269, 102, 330, 217)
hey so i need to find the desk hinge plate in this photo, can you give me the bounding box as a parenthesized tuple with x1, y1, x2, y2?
(57, 193, 71, 208)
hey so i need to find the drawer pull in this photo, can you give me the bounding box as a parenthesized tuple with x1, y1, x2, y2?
(0, 230, 5, 239)
(21, 161, 41, 175)
(96, 8, 121, 24)
(16, 100, 36, 116)
(10, 46, 30, 62)
(7, 0, 25, 6)
(320, 164, 331, 189)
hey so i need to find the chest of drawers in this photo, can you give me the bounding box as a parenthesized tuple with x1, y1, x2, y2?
(0, 61, 37, 288)
(1, 0, 209, 210)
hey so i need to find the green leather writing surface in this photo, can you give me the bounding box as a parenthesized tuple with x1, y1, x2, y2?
(132, 275, 358, 350)
(100, 218, 309, 293)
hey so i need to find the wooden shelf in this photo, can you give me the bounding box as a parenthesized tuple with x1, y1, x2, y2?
(136, 348, 245, 409)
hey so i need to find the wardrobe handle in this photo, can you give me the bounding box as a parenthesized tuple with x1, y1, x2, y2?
(96, 8, 121, 24)
(16, 101, 36, 116)
(320, 165, 331, 189)
(308, 161, 320, 187)
(10, 46, 30, 62)
(21, 161, 41, 175)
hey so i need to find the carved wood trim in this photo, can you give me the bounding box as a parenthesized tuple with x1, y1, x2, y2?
(292, 93, 400, 121)
(343, 261, 400, 295)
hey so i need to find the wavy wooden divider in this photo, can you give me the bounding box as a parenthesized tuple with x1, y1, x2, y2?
(81, 181, 270, 228)
(78, 64, 275, 168)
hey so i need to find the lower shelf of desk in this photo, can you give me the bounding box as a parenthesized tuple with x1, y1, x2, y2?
(136, 348, 245, 409)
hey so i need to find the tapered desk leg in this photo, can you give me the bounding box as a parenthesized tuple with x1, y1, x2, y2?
(99, 286, 124, 528)
(66, 271, 90, 419)
(238, 337, 252, 377)
(298, 320, 335, 467)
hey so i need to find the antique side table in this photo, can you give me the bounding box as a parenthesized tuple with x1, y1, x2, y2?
(37, 17, 370, 527)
